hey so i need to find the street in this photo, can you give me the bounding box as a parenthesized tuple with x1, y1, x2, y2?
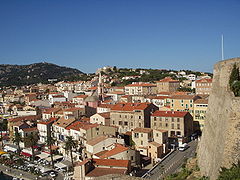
(143, 140, 198, 180)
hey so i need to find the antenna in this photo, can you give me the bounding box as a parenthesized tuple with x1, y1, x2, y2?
(221, 34, 224, 60)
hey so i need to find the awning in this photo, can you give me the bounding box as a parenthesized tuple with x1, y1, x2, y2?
(36, 152, 50, 159)
(4, 145, 17, 152)
(21, 152, 32, 157)
(39, 166, 52, 173)
(54, 162, 67, 169)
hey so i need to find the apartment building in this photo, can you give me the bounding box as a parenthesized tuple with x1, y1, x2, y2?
(194, 99, 208, 129)
(124, 83, 157, 96)
(156, 77, 180, 93)
(151, 111, 193, 138)
(169, 95, 201, 115)
(195, 78, 212, 95)
(110, 103, 158, 133)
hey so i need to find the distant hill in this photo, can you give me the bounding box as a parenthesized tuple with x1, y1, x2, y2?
(0, 62, 85, 87)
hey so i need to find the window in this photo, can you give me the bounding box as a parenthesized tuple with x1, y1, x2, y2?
(131, 156, 134, 160)
(131, 122, 133, 126)
(165, 123, 168, 127)
(139, 116, 141, 119)
(134, 133, 139, 138)
(119, 115, 121, 118)
(177, 118, 180, 122)
(141, 141, 143, 145)
(165, 118, 168, 122)
(159, 123, 162, 127)
(160, 117, 162, 121)
(112, 121, 115, 124)
(171, 123, 174, 129)
(172, 118, 174, 122)
(141, 133, 143, 137)
(139, 123, 141, 127)
(154, 117, 157, 121)
(156, 133, 159, 137)
(124, 122, 128, 126)
(177, 124, 180, 129)
(125, 115, 127, 118)
(154, 122, 156, 126)
(119, 121, 122, 125)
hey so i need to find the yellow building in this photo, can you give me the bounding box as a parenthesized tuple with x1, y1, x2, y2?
(169, 95, 201, 116)
(193, 99, 208, 130)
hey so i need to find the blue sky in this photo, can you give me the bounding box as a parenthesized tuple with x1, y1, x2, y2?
(0, 0, 239, 73)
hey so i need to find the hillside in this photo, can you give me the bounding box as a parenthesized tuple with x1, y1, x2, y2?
(0, 62, 85, 87)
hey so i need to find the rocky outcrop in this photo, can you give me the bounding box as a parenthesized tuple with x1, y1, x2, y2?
(198, 58, 240, 179)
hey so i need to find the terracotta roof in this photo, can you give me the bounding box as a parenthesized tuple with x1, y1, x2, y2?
(75, 159, 90, 166)
(8, 115, 41, 122)
(64, 107, 83, 112)
(158, 92, 171, 96)
(157, 77, 179, 83)
(86, 167, 127, 177)
(98, 104, 113, 108)
(153, 129, 168, 133)
(87, 136, 108, 146)
(98, 112, 110, 118)
(111, 102, 151, 111)
(151, 110, 189, 117)
(107, 91, 125, 95)
(149, 141, 162, 147)
(133, 128, 152, 133)
(94, 150, 108, 157)
(196, 78, 212, 83)
(52, 117, 76, 128)
(93, 158, 130, 168)
(89, 87, 98, 90)
(125, 83, 156, 87)
(43, 108, 62, 114)
(38, 117, 58, 125)
(99, 144, 129, 159)
(73, 95, 88, 99)
(170, 94, 198, 100)
(194, 99, 208, 104)
(22, 127, 38, 132)
(149, 96, 168, 100)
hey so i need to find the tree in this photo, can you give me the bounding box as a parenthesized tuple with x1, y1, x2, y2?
(46, 134, 55, 168)
(64, 136, 77, 167)
(24, 134, 38, 161)
(13, 131, 22, 155)
(229, 63, 240, 93)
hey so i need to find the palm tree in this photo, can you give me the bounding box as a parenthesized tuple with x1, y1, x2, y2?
(24, 134, 38, 161)
(46, 134, 55, 168)
(13, 131, 22, 155)
(64, 136, 77, 167)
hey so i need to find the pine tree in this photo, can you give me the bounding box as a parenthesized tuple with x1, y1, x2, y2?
(229, 63, 240, 95)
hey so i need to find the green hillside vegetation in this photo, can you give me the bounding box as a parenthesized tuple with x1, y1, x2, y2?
(0, 62, 85, 87)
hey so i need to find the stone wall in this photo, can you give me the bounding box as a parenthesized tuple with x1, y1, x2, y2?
(197, 57, 240, 180)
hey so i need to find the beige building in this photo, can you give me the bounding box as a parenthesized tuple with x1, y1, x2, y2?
(124, 83, 157, 95)
(156, 77, 180, 93)
(90, 112, 110, 126)
(195, 78, 212, 95)
(193, 99, 208, 130)
(110, 103, 158, 133)
(151, 111, 193, 138)
(169, 95, 201, 115)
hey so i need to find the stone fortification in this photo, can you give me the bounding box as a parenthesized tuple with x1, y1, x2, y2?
(198, 58, 240, 179)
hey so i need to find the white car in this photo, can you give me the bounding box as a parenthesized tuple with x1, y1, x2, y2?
(49, 172, 57, 177)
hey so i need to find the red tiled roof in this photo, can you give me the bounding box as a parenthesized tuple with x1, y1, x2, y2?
(98, 104, 114, 108)
(99, 144, 129, 158)
(98, 112, 110, 118)
(111, 102, 151, 111)
(170, 94, 198, 100)
(93, 158, 130, 168)
(157, 77, 179, 83)
(53, 95, 65, 98)
(195, 78, 212, 83)
(8, 115, 41, 122)
(64, 107, 83, 112)
(149, 141, 162, 147)
(22, 127, 38, 132)
(86, 167, 127, 177)
(151, 110, 189, 117)
(194, 99, 208, 104)
(87, 136, 108, 146)
(38, 117, 59, 125)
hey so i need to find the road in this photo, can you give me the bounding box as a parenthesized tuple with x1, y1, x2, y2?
(143, 140, 198, 180)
